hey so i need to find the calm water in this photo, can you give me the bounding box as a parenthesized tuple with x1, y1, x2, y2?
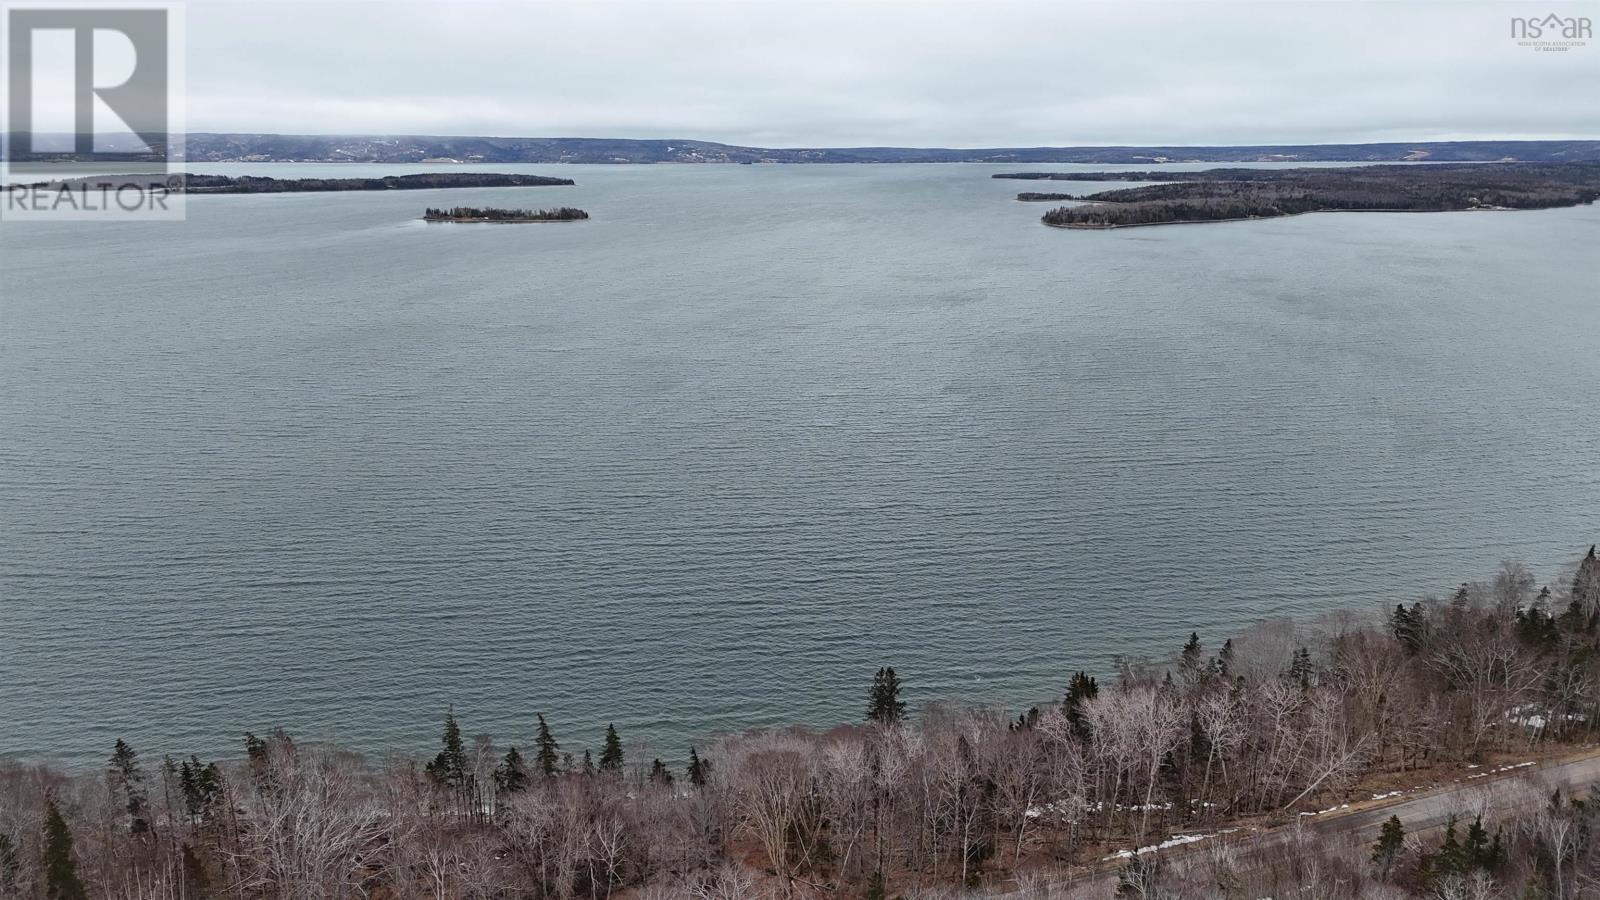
(2, 163, 1598, 767)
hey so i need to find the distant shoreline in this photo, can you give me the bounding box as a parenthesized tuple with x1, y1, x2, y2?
(1044, 205, 1556, 230)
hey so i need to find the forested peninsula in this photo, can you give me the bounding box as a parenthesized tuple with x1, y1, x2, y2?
(5, 545, 1600, 899)
(423, 205, 589, 222)
(23, 172, 575, 194)
(993, 163, 1600, 228)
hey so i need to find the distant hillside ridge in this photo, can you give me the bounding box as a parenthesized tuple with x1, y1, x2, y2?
(8, 134, 1600, 164)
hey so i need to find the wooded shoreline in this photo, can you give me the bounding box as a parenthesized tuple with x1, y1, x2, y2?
(5, 545, 1599, 899)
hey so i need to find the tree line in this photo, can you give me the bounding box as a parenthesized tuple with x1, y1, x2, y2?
(2, 545, 1598, 898)
(1020, 162, 1600, 227)
(422, 206, 590, 222)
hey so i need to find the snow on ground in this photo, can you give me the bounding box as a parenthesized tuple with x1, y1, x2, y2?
(1101, 829, 1240, 861)
(1468, 760, 1535, 780)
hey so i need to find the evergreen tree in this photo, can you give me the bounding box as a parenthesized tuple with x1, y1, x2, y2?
(599, 724, 624, 772)
(1463, 814, 1490, 869)
(1574, 545, 1600, 611)
(178, 755, 223, 823)
(1372, 815, 1405, 876)
(108, 739, 150, 834)
(244, 732, 269, 765)
(1179, 632, 1203, 685)
(425, 709, 468, 787)
(1484, 829, 1506, 870)
(1289, 647, 1313, 688)
(687, 746, 710, 787)
(582, 749, 594, 775)
(534, 714, 560, 778)
(649, 758, 673, 786)
(1437, 815, 1463, 875)
(1064, 670, 1099, 737)
(867, 667, 907, 724)
(1211, 638, 1235, 678)
(1391, 603, 1426, 653)
(493, 746, 528, 793)
(42, 799, 87, 900)
(866, 870, 887, 900)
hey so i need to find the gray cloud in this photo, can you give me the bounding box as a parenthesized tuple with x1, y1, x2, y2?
(180, 0, 1600, 145)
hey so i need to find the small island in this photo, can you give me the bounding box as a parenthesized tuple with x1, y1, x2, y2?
(422, 205, 589, 223)
(991, 163, 1600, 228)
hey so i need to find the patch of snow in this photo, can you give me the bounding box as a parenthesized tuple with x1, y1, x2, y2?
(1100, 828, 1239, 861)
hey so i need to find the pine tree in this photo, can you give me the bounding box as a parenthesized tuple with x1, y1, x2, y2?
(1372, 814, 1405, 876)
(687, 746, 710, 787)
(599, 724, 624, 772)
(426, 709, 468, 787)
(494, 746, 528, 793)
(867, 667, 907, 724)
(582, 749, 594, 775)
(108, 739, 150, 834)
(534, 714, 559, 778)
(42, 799, 87, 900)
(866, 870, 887, 900)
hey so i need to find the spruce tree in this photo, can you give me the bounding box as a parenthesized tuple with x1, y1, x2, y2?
(1289, 647, 1313, 688)
(582, 749, 594, 775)
(108, 739, 150, 834)
(599, 724, 624, 772)
(1464, 815, 1490, 869)
(1213, 638, 1235, 678)
(1574, 545, 1600, 611)
(1437, 815, 1462, 875)
(1372, 815, 1405, 876)
(866, 870, 887, 900)
(867, 667, 907, 724)
(1065, 671, 1099, 737)
(1485, 829, 1506, 869)
(1179, 632, 1203, 684)
(42, 799, 87, 900)
(687, 746, 709, 787)
(534, 714, 560, 778)
(1391, 603, 1426, 653)
(426, 709, 468, 787)
(494, 746, 528, 793)
(178, 755, 223, 823)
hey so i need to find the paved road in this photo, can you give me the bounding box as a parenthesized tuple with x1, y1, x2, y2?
(989, 750, 1600, 898)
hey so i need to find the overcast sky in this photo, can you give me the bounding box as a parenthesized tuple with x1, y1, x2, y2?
(174, 0, 1598, 146)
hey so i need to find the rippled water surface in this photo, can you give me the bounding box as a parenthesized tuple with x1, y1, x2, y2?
(3, 163, 1598, 766)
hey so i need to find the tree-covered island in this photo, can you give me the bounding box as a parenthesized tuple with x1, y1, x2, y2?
(991, 163, 1600, 228)
(422, 205, 589, 222)
(21, 171, 575, 194)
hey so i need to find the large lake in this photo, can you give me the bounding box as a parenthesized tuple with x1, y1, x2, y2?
(3, 163, 1598, 767)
